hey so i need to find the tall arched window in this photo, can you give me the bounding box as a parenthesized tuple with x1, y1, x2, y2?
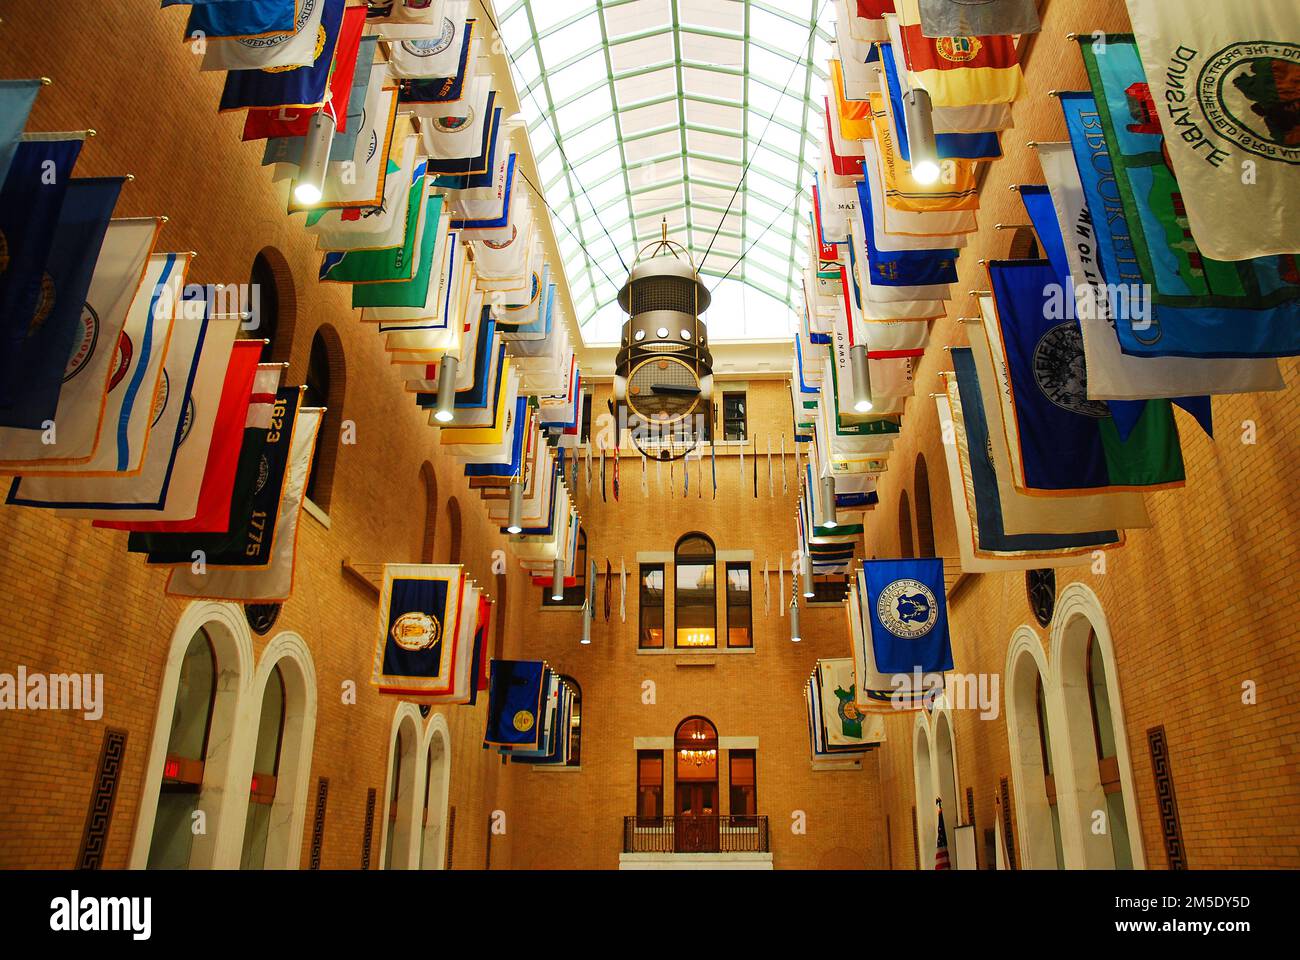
(246, 252, 281, 361)
(560, 676, 582, 767)
(1086, 631, 1132, 868)
(674, 717, 719, 852)
(934, 710, 959, 860)
(147, 628, 218, 869)
(914, 455, 935, 558)
(302, 325, 345, 512)
(898, 491, 915, 559)
(912, 716, 935, 869)
(240, 664, 285, 869)
(419, 718, 451, 870)
(1035, 675, 1065, 869)
(674, 533, 716, 648)
(383, 709, 419, 870)
(444, 496, 463, 565)
(419, 462, 438, 563)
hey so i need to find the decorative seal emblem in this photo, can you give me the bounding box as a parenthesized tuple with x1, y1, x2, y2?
(1032, 322, 1109, 418)
(1198, 42, 1300, 165)
(63, 303, 100, 382)
(513, 710, 535, 733)
(935, 36, 982, 63)
(875, 578, 938, 640)
(264, 24, 327, 72)
(401, 18, 456, 58)
(28, 273, 56, 336)
(482, 226, 517, 250)
(391, 611, 441, 651)
(433, 105, 474, 133)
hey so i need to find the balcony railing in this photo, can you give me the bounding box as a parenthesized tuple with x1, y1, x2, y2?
(622, 816, 769, 854)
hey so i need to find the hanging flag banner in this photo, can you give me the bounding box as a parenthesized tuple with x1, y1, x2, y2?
(894, 0, 1024, 107)
(484, 659, 547, 749)
(860, 556, 953, 675)
(918, 0, 1039, 38)
(218, 0, 350, 111)
(1123, 0, 1300, 261)
(0, 79, 41, 188)
(371, 563, 466, 700)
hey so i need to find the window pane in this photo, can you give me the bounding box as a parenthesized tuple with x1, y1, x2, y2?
(729, 750, 757, 820)
(639, 564, 665, 648)
(675, 562, 716, 647)
(637, 750, 664, 823)
(726, 562, 752, 648)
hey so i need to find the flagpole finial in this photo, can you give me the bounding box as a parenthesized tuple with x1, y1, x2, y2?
(41, 77, 53, 85)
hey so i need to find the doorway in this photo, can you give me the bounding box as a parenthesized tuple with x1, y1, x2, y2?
(674, 716, 719, 852)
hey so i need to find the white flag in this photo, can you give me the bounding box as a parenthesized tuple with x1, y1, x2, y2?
(201, 0, 327, 72)
(1125, 0, 1300, 260)
(389, 2, 472, 80)
(1037, 141, 1284, 399)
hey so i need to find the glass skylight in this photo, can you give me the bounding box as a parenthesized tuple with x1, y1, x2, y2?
(497, 0, 834, 346)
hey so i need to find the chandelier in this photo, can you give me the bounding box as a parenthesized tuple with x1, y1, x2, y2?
(612, 220, 714, 463)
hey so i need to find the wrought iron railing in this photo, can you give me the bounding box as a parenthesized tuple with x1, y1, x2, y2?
(622, 816, 769, 854)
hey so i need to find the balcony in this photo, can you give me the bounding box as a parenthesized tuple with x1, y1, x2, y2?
(622, 816, 770, 855)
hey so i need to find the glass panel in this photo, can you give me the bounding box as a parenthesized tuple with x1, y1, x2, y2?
(636, 750, 664, 822)
(1107, 790, 1133, 870)
(726, 563, 752, 648)
(1089, 633, 1118, 761)
(674, 562, 716, 647)
(729, 750, 757, 818)
(639, 564, 665, 648)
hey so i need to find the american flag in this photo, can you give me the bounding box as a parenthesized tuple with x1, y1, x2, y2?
(934, 802, 951, 870)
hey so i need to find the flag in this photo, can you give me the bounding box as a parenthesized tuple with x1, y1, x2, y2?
(817, 658, 886, 747)
(763, 560, 770, 615)
(870, 93, 981, 213)
(219, 0, 349, 111)
(964, 302, 1153, 536)
(484, 660, 546, 748)
(185, 0, 297, 42)
(1061, 91, 1300, 358)
(109, 360, 282, 535)
(1123, 0, 1300, 260)
(0, 136, 85, 361)
(93, 341, 264, 528)
(710, 436, 716, 498)
(604, 558, 612, 622)
(135, 387, 302, 565)
(240, 3, 367, 137)
(1035, 141, 1283, 398)
(934, 802, 951, 869)
(918, 0, 1039, 38)
(879, 44, 1002, 161)
(778, 554, 785, 618)
(0, 219, 162, 470)
(9, 315, 240, 516)
(0, 176, 124, 425)
(848, 572, 932, 711)
(944, 349, 1124, 565)
(985, 259, 1186, 494)
(619, 557, 627, 623)
(766, 434, 773, 497)
(398, 21, 476, 106)
(200, 0, 325, 72)
(164, 404, 322, 601)
(0, 80, 41, 185)
(4, 251, 188, 479)
(1078, 36, 1300, 312)
(262, 38, 380, 165)
(861, 557, 952, 675)
(894, 0, 1024, 106)
(389, 1, 471, 79)
(371, 563, 466, 700)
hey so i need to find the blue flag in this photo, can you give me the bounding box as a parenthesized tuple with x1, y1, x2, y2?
(1061, 92, 1300, 359)
(988, 259, 1186, 492)
(449, 155, 518, 230)
(0, 80, 41, 186)
(854, 182, 958, 287)
(470, 395, 528, 482)
(1021, 181, 1212, 440)
(0, 137, 84, 373)
(426, 93, 499, 174)
(880, 44, 1001, 161)
(219, 0, 345, 111)
(184, 0, 296, 40)
(862, 558, 953, 675)
(484, 660, 546, 748)
(0, 177, 123, 424)
(381, 576, 452, 690)
(261, 36, 378, 168)
(951, 348, 1121, 552)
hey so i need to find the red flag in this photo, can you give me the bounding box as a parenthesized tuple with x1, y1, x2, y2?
(94, 344, 267, 533)
(934, 802, 951, 869)
(476, 596, 492, 692)
(241, 4, 368, 141)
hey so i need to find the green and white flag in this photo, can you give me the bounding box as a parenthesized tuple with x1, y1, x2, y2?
(1124, 0, 1300, 260)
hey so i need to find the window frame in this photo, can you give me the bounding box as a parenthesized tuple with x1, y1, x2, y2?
(724, 560, 753, 649)
(721, 390, 748, 442)
(638, 562, 666, 649)
(728, 749, 758, 825)
(673, 533, 717, 649)
(636, 749, 664, 827)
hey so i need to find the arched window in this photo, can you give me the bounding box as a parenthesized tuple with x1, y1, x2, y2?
(898, 491, 915, 559)
(1005, 633, 1063, 870)
(147, 628, 218, 869)
(674, 717, 719, 851)
(1035, 674, 1065, 869)
(914, 455, 935, 558)
(543, 528, 586, 607)
(933, 711, 959, 863)
(560, 676, 582, 767)
(912, 716, 935, 869)
(444, 495, 463, 565)
(246, 252, 280, 361)
(1086, 631, 1132, 868)
(302, 325, 345, 512)
(240, 664, 285, 869)
(419, 462, 438, 563)
(382, 708, 420, 870)
(1009, 225, 1042, 261)
(419, 717, 451, 870)
(674, 533, 716, 648)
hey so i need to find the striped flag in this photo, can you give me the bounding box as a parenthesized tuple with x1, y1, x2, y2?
(934, 802, 951, 869)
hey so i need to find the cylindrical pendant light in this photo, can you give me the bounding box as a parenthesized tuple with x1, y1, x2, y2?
(506, 478, 524, 534)
(903, 88, 940, 186)
(849, 343, 873, 413)
(820, 475, 838, 529)
(789, 595, 802, 643)
(433, 355, 459, 423)
(551, 557, 566, 601)
(293, 111, 336, 206)
(801, 553, 815, 597)
(581, 602, 592, 645)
